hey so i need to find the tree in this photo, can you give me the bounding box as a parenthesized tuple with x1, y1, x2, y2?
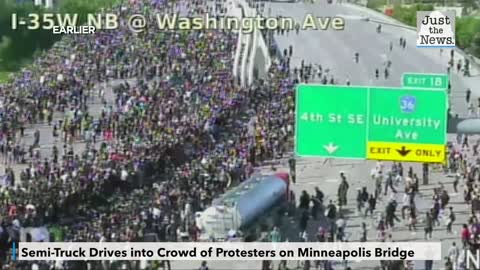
(367, 0, 387, 10)
(471, 32, 480, 58)
(393, 5, 417, 27)
(456, 17, 480, 49)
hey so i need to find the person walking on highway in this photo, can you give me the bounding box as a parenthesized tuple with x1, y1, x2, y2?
(466, 88, 471, 105)
(314, 187, 324, 204)
(425, 260, 433, 270)
(288, 157, 296, 183)
(311, 195, 322, 220)
(446, 207, 456, 234)
(365, 194, 376, 217)
(468, 102, 474, 116)
(335, 214, 346, 241)
(270, 226, 281, 242)
(199, 261, 209, 270)
(454, 172, 460, 193)
(425, 212, 433, 239)
(476, 98, 480, 117)
(401, 192, 411, 220)
(431, 204, 441, 227)
(440, 189, 450, 209)
(445, 257, 454, 270)
(326, 200, 337, 225)
(448, 242, 459, 270)
(384, 172, 397, 196)
(356, 189, 363, 214)
(299, 190, 310, 210)
(302, 259, 311, 270)
(299, 210, 309, 235)
(360, 222, 367, 242)
(461, 224, 470, 248)
(408, 207, 417, 231)
(33, 129, 40, 147)
(338, 173, 349, 209)
(463, 135, 469, 149)
(464, 59, 471, 76)
(278, 260, 288, 270)
(356, 187, 368, 214)
(385, 199, 399, 229)
(377, 220, 386, 242)
(472, 140, 480, 157)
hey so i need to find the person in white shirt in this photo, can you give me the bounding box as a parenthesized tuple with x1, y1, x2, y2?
(370, 166, 383, 195)
(448, 242, 459, 270)
(376, 161, 384, 171)
(120, 168, 128, 181)
(401, 193, 411, 220)
(395, 173, 402, 186)
(299, 231, 308, 242)
(457, 248, 466, 270)
(336, 215, 346, 241)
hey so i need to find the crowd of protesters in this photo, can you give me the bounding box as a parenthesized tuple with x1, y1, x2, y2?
(0, 0, 296, 268)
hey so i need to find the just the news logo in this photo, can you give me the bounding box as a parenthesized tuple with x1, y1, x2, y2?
(416, 10, 456, 48)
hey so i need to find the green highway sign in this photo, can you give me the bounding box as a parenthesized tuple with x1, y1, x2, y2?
(402, 73, 449, 90)
(295, 85, 448, 162)
(368, 87, 447, 145)
(295, 86, 367, 158)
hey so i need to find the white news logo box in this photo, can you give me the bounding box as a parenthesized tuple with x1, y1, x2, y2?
(417, 10, 455, 48)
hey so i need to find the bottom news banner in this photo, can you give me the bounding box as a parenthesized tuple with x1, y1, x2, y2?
(16, 242, 440, 261)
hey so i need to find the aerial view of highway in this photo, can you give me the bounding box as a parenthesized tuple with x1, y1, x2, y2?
(0, 0, 479, 269)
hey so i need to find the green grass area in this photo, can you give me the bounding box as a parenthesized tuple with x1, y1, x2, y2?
(366, 0, 386, 10)
(0, 71, 11, 83)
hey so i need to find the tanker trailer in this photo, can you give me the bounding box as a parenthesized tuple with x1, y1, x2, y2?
(196, 173, 290, 240)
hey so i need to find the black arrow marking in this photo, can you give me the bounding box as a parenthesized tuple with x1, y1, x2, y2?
(396, 146, 411, 157)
